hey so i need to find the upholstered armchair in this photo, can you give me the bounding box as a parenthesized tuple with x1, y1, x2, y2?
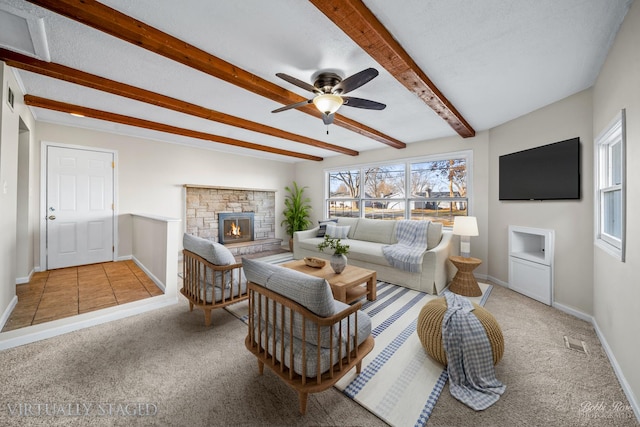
(242, 258, 374, 414)
(181, 233, 248, 326)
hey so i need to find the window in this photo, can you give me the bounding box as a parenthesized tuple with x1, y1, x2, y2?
(595, 110, 626, 261)
(325, 151, 471, 226)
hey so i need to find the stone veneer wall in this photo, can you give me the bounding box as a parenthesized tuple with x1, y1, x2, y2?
(185, 186, 276, 242)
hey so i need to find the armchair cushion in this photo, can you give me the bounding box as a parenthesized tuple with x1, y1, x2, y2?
(183, 233, 238, 289)
(183, 233, 236, 266)
(243, 258, 334, 317)
(243, 258, 367, 348)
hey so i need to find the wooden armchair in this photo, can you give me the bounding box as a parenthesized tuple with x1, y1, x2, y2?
(181, 234, 248, 326)
(242, 258, 374, 414)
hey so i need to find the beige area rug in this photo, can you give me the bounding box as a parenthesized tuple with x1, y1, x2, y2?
(225, 281, 493, 426)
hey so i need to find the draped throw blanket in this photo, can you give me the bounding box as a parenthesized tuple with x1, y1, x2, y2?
(382, 220, 428, 272)
(442, 291, 506, 410)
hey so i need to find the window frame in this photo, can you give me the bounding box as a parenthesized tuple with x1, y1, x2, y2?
(594, 109, 626, 262)
(324, 150, 473, 227)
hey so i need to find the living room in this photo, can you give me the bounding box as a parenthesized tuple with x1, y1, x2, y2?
(0, 0, 638, 425)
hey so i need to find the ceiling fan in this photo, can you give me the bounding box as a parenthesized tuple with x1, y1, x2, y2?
(272, 68, 386, 126)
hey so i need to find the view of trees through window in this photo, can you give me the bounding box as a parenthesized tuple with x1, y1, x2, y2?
(326, 154, 470, 226)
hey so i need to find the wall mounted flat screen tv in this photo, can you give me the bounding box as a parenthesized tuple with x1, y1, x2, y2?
(499, 137, 581, 201)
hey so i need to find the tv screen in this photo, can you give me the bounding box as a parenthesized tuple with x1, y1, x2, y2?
(499, 137, 581, 201)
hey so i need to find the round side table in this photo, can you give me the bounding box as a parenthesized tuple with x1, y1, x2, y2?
(448, 255, 482, 296)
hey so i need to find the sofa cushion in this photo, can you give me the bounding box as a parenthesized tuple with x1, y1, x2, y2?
(325, 223, 350, 239)
(352, 218, 397, 244)
(336, 217, 360, 238)
(342, 240, 393, 266)
(427, 221, 443, 250)
(296, 236, 326, 253)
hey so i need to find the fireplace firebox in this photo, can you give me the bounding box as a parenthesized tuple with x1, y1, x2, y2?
(218, 212, 254, 244)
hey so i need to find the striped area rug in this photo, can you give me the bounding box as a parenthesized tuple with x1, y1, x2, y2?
(225, 263, 492, 426)
(334, 281, 492, 426)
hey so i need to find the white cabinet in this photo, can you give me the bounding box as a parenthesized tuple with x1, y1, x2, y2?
(508, 226, 554, 305)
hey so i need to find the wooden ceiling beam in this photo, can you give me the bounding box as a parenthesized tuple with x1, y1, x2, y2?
(0, 48, 357, 156)
(310, 0, 475, 138)
(24, 95, 323, 162)
(27, 0, 406, 149)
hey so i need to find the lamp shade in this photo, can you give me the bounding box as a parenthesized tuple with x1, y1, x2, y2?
(312, 94, 343, 115)
(452, 216, 478, 236)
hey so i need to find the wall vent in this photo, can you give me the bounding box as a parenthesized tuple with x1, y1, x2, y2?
(7, 86, 14, 110)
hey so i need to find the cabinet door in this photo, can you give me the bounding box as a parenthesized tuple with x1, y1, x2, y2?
(509, 257, 552, 305)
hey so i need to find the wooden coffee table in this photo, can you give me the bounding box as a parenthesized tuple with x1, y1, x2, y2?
(281, 259, 377, 304)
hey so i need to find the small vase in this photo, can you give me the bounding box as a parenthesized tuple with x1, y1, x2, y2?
(330, 254, 347, 274)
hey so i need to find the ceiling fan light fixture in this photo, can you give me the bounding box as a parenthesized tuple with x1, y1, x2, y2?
(313, 93, 343, 115)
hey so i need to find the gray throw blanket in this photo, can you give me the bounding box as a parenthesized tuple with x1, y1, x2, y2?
(442, 291, 506, 410)
(382, 220, 428, 272)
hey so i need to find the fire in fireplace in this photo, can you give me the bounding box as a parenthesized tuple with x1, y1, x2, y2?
(218, 212, 254, 244)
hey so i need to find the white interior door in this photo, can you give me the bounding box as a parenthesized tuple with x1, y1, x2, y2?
(46, 146, 114, 269)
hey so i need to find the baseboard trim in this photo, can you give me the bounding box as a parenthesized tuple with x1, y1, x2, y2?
(470, 274, 638, 422)
(15, 269, 34, 285)
(0, 294, 179, 351)
(0, 296, 18, 332)
(552, 301, 593, 323)
(132, 255, 166, 292)
(485, 274, 509, 288)
(591, 318, 640, 422)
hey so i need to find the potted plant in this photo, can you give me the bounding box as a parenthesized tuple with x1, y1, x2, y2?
(317, 234, 350, 274)
(281, 181, 312, 251)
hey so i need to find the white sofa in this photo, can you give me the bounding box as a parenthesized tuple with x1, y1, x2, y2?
(293, 217, 455, 294)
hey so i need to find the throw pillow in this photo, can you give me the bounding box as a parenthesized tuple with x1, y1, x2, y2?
(316, 219, 339, 237)
(325, 223, 350, 239)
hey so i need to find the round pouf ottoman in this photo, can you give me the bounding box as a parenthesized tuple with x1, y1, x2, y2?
(417, 298, 504, 366)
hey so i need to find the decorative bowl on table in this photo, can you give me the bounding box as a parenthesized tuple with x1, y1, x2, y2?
(304, 257, 326, 268)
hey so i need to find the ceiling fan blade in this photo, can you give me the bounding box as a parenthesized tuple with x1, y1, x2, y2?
(271, 99, 313, 113)
(342, 97, 386, 110)
(322, 113, 334, 125)
(332, 68, 379, 95)
(276, 73, 320, 94)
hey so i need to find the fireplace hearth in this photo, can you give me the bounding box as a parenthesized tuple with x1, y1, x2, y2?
(218, 212, 254, 244)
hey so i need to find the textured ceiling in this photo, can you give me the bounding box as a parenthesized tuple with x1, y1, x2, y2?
(0, 0, 633, 162)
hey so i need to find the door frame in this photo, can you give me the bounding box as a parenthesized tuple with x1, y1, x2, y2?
(39, 141, 119, 271)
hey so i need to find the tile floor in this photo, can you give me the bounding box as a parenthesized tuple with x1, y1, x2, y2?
(2, 260, 163, 332)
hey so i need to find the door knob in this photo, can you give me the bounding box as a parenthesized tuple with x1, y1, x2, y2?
(48, 215, 56, 220)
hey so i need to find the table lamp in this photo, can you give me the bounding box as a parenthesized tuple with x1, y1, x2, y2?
(453, 216, 478, 258)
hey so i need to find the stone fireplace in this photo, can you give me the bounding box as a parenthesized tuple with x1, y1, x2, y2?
(184, 185, 282, 255)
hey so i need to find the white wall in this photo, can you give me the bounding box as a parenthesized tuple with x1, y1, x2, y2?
(592, 0, 640, 412)
(33, 122, 296, 268)
(294, 131, 491, 278)
(487, 89, 594, 314)
(0, 63, 36, 325)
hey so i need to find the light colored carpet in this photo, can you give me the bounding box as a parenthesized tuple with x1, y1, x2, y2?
(0, 282, 636, 426)
(426, 284, 639, 427)
(226, 281, 492, 426)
